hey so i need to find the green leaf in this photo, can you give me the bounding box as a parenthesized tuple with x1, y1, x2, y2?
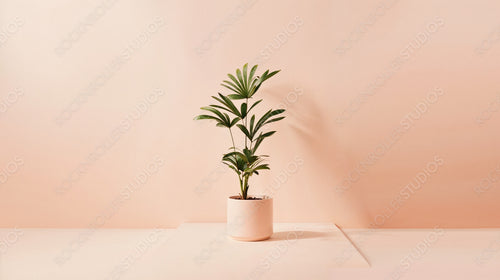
(265, 70, 280, 80)
(247, 68, 280, 97)
(240, 103, 247, 119)
(251, 131, 276, 153)
(222, 155, 237, 166)
(258, 70, 269, 84)
(221, 82, 241, 95)
(194, 114, 222, 122)
(252, 133, 263, 153)
(201, 106, 226, 121)
(211, 95, 239, 117)
(254, 164, 270, 171)
(249, 65, 258, 83)
(249, 115, 255, 135)
(223, 162, 241, 175)
(223, 113, 231, 124)
(223, 151, 245, 159)
(236, 68, 246, 96)
(265, 116, 285, 124)
(230, 117, 241, 127)
(223, 151, 248, 171)
(209, 104, 233, 114)
(218, 93, 240, 116)
(243, 148, 257, 164)
(228, 94, 246, 100)
(250, 163, 270, 175)
(242, 63, 248, 90)
(254, 109, 285, 133)
(236, 124, 252, 140)
(254, 109, 272, 132)
(248, 99, 262, 113)
(252, 70, 269, 94)
(259, 131, 276, 139)
(227, 73, 244, 94)
(243, 148, 251, 159)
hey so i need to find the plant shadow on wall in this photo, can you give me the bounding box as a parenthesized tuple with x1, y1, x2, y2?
(265, 86, 373, 224)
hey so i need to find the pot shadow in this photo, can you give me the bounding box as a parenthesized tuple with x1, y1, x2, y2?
(266, 230, 333, 242)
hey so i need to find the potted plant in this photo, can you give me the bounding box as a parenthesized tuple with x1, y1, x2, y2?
(195, 63, 285, 241)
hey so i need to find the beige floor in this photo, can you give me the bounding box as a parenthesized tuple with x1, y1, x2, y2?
(1, 225, 499, 279)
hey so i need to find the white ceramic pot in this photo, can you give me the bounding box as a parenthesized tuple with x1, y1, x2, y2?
(227, 195, 273, 241)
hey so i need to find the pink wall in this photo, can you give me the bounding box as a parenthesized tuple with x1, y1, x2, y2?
(1, 0, 499, 228)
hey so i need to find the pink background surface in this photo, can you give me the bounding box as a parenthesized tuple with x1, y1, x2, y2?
(0, 0, 499, 228)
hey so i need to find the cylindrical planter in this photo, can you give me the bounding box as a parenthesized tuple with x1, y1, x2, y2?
(227, 195, 273, 241)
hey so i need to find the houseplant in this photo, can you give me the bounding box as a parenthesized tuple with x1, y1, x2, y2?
(194, 63, 285, 241)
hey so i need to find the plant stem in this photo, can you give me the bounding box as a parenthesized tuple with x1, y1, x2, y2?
(242, 98, 251, 198)
(239, 177, 244, 199)
(229, 128, 236, 154)
(244, 98, 248, 148)
(242, 175, 248, 199)
(229, 127, 242, 190)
